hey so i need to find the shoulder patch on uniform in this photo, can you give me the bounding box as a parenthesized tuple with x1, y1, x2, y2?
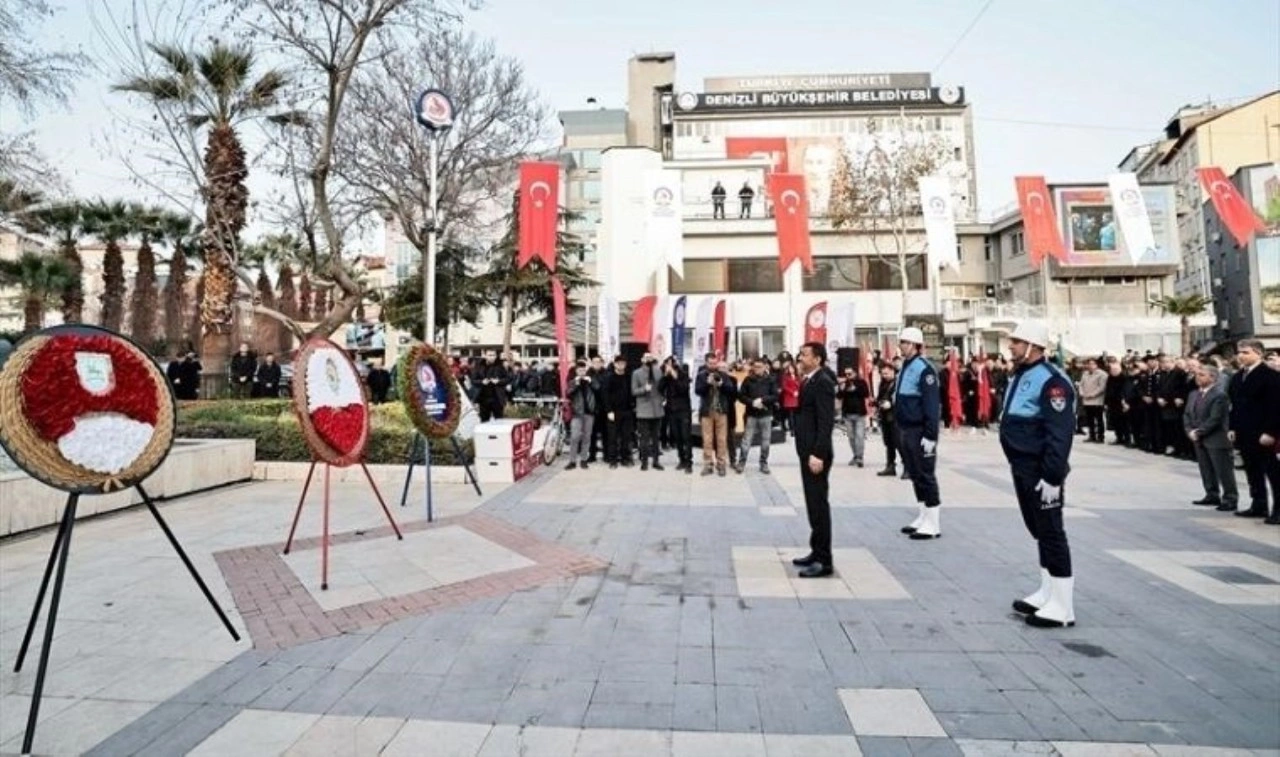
(924, 374, 936, 385)
(1048, 384, 1067, 412)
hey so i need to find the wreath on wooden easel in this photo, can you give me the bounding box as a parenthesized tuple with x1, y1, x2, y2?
(397, 343, 461, 439)
(0, 325, 176, 494)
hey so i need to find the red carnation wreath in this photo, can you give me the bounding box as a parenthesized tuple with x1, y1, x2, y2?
(0, 325, 176, 493)
(290, 338, 370, 467)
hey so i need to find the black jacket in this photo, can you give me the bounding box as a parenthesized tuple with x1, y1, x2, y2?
(568, 374, 599, 416)
(255, 362, 282, 395)
(695, 367, 737, 417)
(660, 365, 692, 414)
(1228, 364, 1280, 443)
(794, 369, 836, 462)
(230, 351, 257, 382)
(875, 376, 896, 424)
(474, 361, 510, 404)
(602, 369, 634, 415)
(837, 376, 870, 416)
(1157, 368, 1187, 420)
(737, 373, 779, 417)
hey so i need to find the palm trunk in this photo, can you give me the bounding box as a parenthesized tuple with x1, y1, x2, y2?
(23, 297, 42, 333)
(501, 291, 514, 356)
(59, 239, 83, 323)
(201, 122, 250, 393)
(100, 240, 125, 331)
(1181, 315, 1190, 357)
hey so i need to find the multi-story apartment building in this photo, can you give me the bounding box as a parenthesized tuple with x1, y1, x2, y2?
(1204, 162, 1280, 348)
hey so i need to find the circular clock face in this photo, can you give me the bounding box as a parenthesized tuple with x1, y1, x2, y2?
(0, 325, 175, 494)
(938, 85, 961, 105)
(676, 92, 698, 111)
(293, 338, 369, 466)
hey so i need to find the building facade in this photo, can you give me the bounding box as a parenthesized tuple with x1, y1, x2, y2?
(1205, 162, 1280, 348)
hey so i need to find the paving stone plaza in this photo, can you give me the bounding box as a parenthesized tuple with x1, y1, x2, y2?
(0, 433, 1277, 756)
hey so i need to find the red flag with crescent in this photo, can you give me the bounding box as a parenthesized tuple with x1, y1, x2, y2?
(803, 301, 827, 344)
(552, 275, 570, 399)
(1197, 167, 1266, 247)
(712, 300, 727, 357)
(1015, 176, 1066, 267)
(632, 295, 657, 345)
(518, 161, 560, 271)
(768, 173, 814, 273)
(976, 361, 991, 423)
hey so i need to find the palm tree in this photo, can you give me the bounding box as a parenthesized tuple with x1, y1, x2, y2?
(114, 42, 302, 375)
(82, 200, 132, 332)
(1150, 294, 1212, 356)
(128, 204, 165, 349)
(0, 252, 74, 334)
(0, 179, 44, 222)
(161, 214, 196, 355)
(28, 202, 85, 323)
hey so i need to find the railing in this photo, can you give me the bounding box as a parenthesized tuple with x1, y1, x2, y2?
(943, 300, 1216, 324)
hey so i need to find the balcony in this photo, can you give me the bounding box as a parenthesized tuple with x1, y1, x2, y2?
(942, 300, 1216, 327)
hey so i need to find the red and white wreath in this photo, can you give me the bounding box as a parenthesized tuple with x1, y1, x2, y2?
(293, 340, 369, 464)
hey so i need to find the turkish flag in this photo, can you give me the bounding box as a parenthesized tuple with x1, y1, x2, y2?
(1198, 167, 1266, 247)
(726, 137, 788, 174)
(804, 301, 827, 344)
(976, 365, 991, 423)
(881, 335, 895, 362)
(632, 295, 657, 345)
(552, 275, 570, 399)
(518, 161, 560, 271)
(712, 300, 727, 357)
(769, 173, 813, 273)
(1015, 176, 1066, 267)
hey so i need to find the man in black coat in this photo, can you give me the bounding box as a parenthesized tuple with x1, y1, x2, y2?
(1155, 355, 1187, 456)
(602, 354, 635, 468)
(875, 363, 899, 476)
(254, 353, 283, 398)
(1103, 359, 1128, 445)
(474, 350, 510, 422)
(660, 357, 694, 472)
(790, 342, 837, 578)
(366, 360, 392, 404)
(168, 351, 202, 400)
(1228, 340, 1280, 523)
(229, 343, 257, 399)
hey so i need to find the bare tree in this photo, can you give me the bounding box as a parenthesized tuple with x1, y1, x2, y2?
(829, 119, 953, 315)
(334, 29, 548, 339)
(228, 0, 475, 342)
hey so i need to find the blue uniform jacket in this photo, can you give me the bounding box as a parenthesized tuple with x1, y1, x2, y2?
(893, 354, 941, 440)
(999, 357, 1076, 486)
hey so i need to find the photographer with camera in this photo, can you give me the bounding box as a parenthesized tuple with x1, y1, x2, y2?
(565, 360, 599, 470)
(695, 351, 737, 476)
(632, 352, 666, 471)
(660, 357, 694, 473)
(736, 358, 779, 474)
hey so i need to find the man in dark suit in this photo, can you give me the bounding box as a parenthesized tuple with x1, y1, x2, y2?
(1184, 364, 1237, 512)
(791, 341, 837, 578)
(1228, 340, 1280, 523)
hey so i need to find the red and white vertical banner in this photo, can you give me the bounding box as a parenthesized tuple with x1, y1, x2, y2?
(1107, 173, 1158, 265)
(632, 295, 657, 346)
(919, 175, 959, 271)
(825, 300, 852, 354)
(1197, 166, 1267, 247)
(946, 349, 963, 429)
(693, 297, 714, 366)
(650, 295, 670, 356)
(803, 301, 828, 345)
(882, 334, 896, 362)
(712, 300, 727, 358)
(597, 291, 619, 360)
(644, 169, 684, 278)
(768, 173, 814, 273)
(518, 161, 560, 270)
(551, 276, 570, 397)
(1015, 176, 1066, 267)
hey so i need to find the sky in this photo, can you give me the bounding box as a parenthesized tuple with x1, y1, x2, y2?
(13, 0, 1280, 226)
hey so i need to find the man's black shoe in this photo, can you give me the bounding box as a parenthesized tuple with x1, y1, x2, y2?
(565, 462, 577, 471)
(1192, 497, 1221, 506)
(652, 462, 664, 471)
(641, 461, 649, 471)
(791, 553, 819, 567)
(1266, 515, 1280, 526)
(1216, 503, 1236, 512)
(876, 468, 896, 477)
(609, 462, 618, 470)
(1235, 508, 1267, 518)
(581, 462, 589, 470)
(798, 563, 834, 578)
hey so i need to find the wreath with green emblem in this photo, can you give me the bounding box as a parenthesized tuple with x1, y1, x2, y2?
(397, 343, 462, 438)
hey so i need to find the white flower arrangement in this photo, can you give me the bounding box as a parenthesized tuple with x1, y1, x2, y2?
(56, 412, 154, 474)
(305, 348, 362, 411)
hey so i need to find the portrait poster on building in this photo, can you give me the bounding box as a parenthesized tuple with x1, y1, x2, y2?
(1056, 185, 1178, 267)
(1246, 165, 1280, 325)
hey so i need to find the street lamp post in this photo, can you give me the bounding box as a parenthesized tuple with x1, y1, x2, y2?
(414, 88, 456, 345)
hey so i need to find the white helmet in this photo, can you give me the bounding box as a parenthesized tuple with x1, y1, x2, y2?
(1009, 320, 1050, 349)
(899, 327, 925, 346)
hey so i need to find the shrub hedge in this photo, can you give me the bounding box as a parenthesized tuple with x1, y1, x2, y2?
(176, 400, 475, 465)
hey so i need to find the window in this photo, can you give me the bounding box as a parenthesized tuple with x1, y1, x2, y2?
(1011, 231, 1025, 257)
(984, 239, 992, 261)
(867, 256, 927, 290)
(582, 181, 601, 202)
(803, 257, 864, 291)
(578, 150, 601, 170)
(955, 241, 963, 262)
(670, 260, 724, 293)
(727, 258, 783, 292)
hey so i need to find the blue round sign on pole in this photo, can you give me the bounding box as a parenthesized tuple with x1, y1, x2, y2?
(415, 89, 455, 133)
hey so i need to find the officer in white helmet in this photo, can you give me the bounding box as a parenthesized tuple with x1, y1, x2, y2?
(1001, 320, 1078, 628)
(894, 326, 943, 539)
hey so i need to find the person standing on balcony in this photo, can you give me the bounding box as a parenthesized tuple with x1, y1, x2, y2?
(711, 181, 727, 219)
(738, 181, 755, 218)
